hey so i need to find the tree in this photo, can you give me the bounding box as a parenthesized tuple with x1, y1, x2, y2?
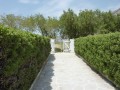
(0, 14, 22, 29)
(60, 9, 78, 38)
(46, 17, 59, 38)
(115, 14, 120, 32)
(21, 16, 36, 32)
(77, 10, 98, 36)
(34, 14, 47, 36)
(34, 14, 60, 38)
(100, 11, 116, 33)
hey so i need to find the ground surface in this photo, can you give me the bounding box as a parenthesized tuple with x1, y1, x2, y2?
(30, 53, 116, 90)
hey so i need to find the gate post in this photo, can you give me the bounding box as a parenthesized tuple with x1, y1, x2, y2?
(50, 39, 55, 53)
(70, 39, 74, 53)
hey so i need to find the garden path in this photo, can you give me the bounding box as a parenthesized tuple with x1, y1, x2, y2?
(30, 53, 116, 90)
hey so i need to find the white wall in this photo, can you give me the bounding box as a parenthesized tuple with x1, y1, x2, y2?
(70, 39, 74, 53)
(50, 39, 55, 53)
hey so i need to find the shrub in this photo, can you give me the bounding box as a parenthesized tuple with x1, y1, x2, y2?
(75, 32, 120, 88)
(0, 26, 51, 90)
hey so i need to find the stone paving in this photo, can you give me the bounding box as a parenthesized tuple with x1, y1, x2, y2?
(30, 53, 116, 90)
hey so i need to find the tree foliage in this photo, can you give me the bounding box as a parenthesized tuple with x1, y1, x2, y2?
(0, 14, 22, 29)
(77, 10, 97, 36)
(0, 9, 120, 38)
(60, 9, 120, 38)
(60, 9, 78, 38)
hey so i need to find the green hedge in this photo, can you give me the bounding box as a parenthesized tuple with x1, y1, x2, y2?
(0, 26, 51, 90)
(75, 32, 120, 88)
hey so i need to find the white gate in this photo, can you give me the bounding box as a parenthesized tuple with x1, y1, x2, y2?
(63, 39, 70, 52)
(63, 39, 74, 52)
(50, 39, 74, 53)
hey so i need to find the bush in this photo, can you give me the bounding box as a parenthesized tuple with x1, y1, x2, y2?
(75, 32, 120, 88)
(0, 26, 51, 90)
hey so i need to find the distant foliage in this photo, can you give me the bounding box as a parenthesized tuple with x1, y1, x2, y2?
(60, 9, 120, 38)
(0, 25, 51, 90)
(75, 32, 120, 88)
(60, 9, 78, 38)
(0, 14, 60, 38)
(0, 9, 120, 38)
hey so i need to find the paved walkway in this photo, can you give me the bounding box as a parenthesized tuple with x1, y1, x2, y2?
(30, 53, 116, 90)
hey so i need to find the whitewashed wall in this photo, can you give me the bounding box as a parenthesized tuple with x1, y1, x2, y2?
(50, 39, 55, 53)
(70, 39, 74, 53)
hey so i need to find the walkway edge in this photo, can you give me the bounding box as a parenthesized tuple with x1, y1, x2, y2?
(75, 53, 119, 89)
(29, 54, 51, 90)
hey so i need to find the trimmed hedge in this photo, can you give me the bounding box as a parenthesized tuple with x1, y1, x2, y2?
(0, 26, 51, 90)
(75, 32, 120, 88)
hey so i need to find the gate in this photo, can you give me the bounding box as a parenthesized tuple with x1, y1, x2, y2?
(50, 39, 74, 53)
(63, 39, 70, 52)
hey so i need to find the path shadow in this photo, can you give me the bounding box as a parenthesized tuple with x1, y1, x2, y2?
(30, 54, 55, 90)
(76, 54, 119, 90)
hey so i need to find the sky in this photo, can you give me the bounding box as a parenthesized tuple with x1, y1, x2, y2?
(0, 0, 120, 17)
